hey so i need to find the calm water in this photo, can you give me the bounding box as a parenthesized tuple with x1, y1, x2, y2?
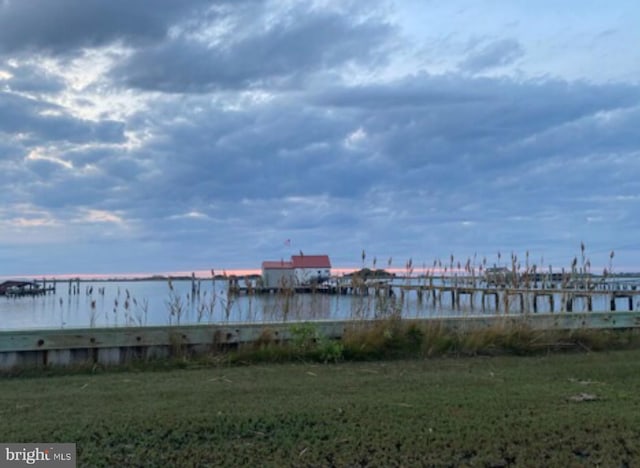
(1, 277, 637, 330)
(0, 278, 439, 330)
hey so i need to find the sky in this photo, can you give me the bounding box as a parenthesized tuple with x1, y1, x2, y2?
(1, 0, 639, 277)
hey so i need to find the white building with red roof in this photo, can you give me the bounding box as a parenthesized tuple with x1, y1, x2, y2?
(261, 254, 331, 288)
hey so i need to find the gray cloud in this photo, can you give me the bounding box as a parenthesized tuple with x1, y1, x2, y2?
(314, 75, 640, 171)
(5, 69, 640, 272)
(0, 92, 125, 143)
(460, 38, 524, 72)
(112, 6, 394, 92)
(0, 0, 212, 55)
(66, 73, 636, 266)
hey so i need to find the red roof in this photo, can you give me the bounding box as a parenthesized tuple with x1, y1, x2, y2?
(291, 255, 331, 269)
(262, 260, 293, 270)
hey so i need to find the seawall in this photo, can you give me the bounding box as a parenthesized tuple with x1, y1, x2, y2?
(2, 312, 640, 370)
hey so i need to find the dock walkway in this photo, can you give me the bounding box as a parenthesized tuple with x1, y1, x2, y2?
(227, 277, 640, 314)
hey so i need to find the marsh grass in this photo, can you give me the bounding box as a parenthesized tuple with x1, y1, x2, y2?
(89, 297, 97, 328)
(223, 318, 640, 366)
(165, 279, 184, 325)
(132, 297, 148, 326)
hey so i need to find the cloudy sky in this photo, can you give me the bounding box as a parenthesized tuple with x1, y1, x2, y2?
(1, 0, 639, 277)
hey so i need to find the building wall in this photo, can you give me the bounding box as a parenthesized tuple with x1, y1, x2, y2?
(294, 268, 331, 285)
(263, 268, 295, 288)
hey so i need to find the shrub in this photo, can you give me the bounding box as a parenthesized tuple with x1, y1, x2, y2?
(289, 322, 319, 353)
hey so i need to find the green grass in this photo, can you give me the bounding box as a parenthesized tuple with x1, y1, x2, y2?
(2, 350, 640, 466)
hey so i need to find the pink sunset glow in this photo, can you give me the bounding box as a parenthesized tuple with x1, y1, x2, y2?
(0, 266, 466, 282)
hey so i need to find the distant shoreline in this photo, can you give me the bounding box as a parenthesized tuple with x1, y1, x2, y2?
(3, 271, 640, 283)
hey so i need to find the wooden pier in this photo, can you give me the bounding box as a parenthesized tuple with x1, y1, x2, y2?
(227, 277, 640, 314)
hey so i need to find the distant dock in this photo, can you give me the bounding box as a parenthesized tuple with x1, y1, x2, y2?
(0, 280, 56, 297)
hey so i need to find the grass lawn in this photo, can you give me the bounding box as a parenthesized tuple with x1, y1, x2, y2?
(2, 350, 640, 466)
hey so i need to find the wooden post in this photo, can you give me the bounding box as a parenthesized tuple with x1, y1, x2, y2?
(534, 294, 554, 313)
(482, 292, 499, 312)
